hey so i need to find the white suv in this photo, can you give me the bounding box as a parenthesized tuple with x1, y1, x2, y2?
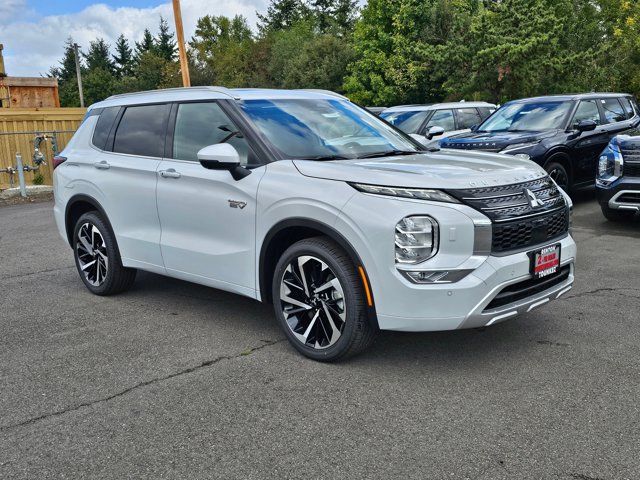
(53, 88, 576, 361)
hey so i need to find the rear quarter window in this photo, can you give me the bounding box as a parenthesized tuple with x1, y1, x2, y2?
(619, 97, 635, 120)
(91, 107, 119, 150)
(113, 104, 169, 157)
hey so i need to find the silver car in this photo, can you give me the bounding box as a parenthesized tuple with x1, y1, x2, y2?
(53, 88, 574, 361)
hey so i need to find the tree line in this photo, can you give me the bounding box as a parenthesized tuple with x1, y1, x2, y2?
(50, 0, 640, 108)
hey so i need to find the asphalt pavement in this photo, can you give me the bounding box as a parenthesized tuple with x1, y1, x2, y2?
(0, 196, 639, 479)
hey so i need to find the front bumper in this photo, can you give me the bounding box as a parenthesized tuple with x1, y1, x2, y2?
(597, 177, 640, 213)
(375, 234, 576, 332)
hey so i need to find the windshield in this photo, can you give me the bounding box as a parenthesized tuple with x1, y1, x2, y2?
(379, 110, 429, 133)
(239, 99, 422, 160)
(479, 101, 573, 132)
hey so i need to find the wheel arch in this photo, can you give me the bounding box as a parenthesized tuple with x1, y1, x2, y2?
(258, 218, 378, 327)
(543, 149, 573, 183)
(64, 194, 114, 247)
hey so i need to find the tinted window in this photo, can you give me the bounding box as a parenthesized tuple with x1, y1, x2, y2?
(92, 106, 119, 150)
(600, 98, 626, 124)
(425, 109, 455, 130)
(113, 104, 168, 157)
(457, 108, 483, 129)
(619, 97, 635, 119)
(379, 110, 430, 133)
(572, 100, 601, 126)
(478, 107, 494, 119)
(173, 102, 255, 166)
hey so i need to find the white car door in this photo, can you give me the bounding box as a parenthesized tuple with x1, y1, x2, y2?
(155, 101, 266, 298)
(85, 103, 168, 270)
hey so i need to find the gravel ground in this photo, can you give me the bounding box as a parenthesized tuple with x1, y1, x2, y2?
(0, 196, 639, 480)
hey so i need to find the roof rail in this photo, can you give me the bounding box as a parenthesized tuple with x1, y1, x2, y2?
(299, 89, 348, 100)
(106, 86, 238, 101)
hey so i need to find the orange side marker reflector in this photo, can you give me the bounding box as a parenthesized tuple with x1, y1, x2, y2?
(358, 266, 373, 307)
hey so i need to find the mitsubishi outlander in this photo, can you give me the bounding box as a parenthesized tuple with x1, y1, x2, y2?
(53, 88, 577, 361)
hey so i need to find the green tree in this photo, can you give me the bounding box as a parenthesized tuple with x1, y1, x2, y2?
(83, 67, 117, 104)
(84, 38, 115, 74)
(49, 37, 78, 82)
(155, 16, 177, 61)
(134, 28, 155, 62)
(257, 0, 310, 34)
(310, 0, 358, 33)
(113, 34, 134, 77)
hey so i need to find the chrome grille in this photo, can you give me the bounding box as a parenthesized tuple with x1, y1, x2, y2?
(621, 145, 640, 177)
(448, 176, 569, 254)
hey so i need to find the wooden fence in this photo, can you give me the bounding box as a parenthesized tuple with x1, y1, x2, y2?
(0, 108, 86, 188)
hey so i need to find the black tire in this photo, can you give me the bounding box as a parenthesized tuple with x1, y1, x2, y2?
(272, 237, 377, 362)
(545, 160, 571, 192)
(72, 211, 136, 295)
(601, 205, 636, 222)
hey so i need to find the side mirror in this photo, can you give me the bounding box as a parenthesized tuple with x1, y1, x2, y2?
(198, 143, 250, 180)
(426, 126, 445, 140)
(409, 133, 429, 148)
(575, 120, 597, 133)
(470, 124, 479, 132)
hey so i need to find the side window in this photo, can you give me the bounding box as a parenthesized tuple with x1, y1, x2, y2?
(572, 100, 601, 126)
(92, 106, 119, 150)
(619, 97, 635, 120)
(113, 104, 169, 157)
(456, 108, 483, 129)
(172, 102, 256, 166)
(425, 109, 455, 131)
(600, 98, 626, 124)
(477, 107, 494, 120)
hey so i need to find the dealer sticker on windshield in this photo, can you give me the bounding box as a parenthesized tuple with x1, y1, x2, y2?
(531, 244, 561, 279)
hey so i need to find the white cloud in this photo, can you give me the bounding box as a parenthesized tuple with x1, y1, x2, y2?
(1, 0, 267, 77)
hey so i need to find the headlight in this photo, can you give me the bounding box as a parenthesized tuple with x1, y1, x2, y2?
(351, 183, 459, 203)
(395, 216, 438, 264)
(500, 141, 540, 154)
(598, 155, 614, 177)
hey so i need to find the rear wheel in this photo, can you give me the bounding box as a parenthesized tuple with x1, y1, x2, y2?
(73, 211, 136, 295)
(545, 161, 571, 192)
(272, 237, 377, 362)
(601, 205, 636, 222)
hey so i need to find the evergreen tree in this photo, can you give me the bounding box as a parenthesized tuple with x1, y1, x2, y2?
(155, 16, 177, 61)
(310, 0, 357, 33)
(257, 0, 310, 34)
(84, 38, 115, 73)
(134, 28, 155, 62)
(49, 38, 79, 82)
(113, 34, 134, 77)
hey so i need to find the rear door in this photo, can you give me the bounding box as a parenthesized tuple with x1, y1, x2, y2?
(155, 101, 266, 297)
(89, 103, 168, 269)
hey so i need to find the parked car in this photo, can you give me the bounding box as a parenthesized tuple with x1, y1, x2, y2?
(365, 106, 387, 116)
(380, 102, 496, 147)
(596, 129, 640, 221)
(53, 88, 576, 361)
(440, 93, 640, 192)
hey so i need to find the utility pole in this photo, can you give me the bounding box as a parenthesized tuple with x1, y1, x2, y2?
(172, 0, 191, 87)
(72, 43, 85, 108)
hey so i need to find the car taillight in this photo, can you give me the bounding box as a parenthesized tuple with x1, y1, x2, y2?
(53, 155, 67, 169)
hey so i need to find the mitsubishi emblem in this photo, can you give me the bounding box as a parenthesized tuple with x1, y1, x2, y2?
(525, 189, 545, 208)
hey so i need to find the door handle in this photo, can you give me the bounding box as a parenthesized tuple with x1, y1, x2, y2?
(94, 161, 110, 170)
(159, 169, 181, 179)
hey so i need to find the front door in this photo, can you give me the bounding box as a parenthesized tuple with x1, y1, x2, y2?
(570, 99, 610, 184)
(155, 101, 265, 298)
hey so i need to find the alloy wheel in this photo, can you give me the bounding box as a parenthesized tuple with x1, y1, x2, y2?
(76, 222, 109, 286)
(548, 166, 569, 191)
(279, 255, 346, 350)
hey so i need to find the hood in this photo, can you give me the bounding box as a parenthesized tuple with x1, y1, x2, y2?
(441, 130, 557, 151)
(293, 150, 547, 190)
(615, 130, 640, 149)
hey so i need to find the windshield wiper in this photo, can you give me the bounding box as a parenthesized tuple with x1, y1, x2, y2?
(356, 149, 422, 159)
(296, 154, 351, 161)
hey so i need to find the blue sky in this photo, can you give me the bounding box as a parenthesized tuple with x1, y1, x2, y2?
(1, 0, 266, 77)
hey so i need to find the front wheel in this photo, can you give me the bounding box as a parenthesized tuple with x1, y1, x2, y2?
(272, 237, 377, 362)
(545, 161, 571, 193)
